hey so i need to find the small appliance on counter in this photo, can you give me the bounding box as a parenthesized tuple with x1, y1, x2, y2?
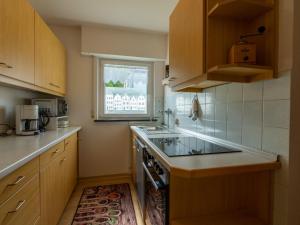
(32, 98, 69, 131)
(15, 105, 40, 136)
(31, 98, 68, 117)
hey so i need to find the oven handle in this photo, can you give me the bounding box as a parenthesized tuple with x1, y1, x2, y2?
(135, 138, 146, 152)
(143, 162, 166, 190)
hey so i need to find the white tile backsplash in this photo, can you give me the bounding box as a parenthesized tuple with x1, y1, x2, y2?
(205, 87, 216, 104)
(264, 73, 291, 100)
(242, 126, 262, 149)
(215, 103, 227, 122)
(262, 127, 289, 155)
(227, 83, 243, 102)
(264, 100, 290, 129)
(243, 82, 263, 101)
(243, 101, 262, 127)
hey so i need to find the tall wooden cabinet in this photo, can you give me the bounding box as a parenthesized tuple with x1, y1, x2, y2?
(0, 0, 35, 84)
(35, 12, 66, 95)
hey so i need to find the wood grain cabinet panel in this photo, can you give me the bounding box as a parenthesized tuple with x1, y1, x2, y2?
(0, 158, 39, 206)
(0, 0, 35, 84)
(169, 0, 205, 87)
(40, 152, 67, 225)
(34, 12, 66, 95)
(64, 134, 78, 203)
(0, 175, 40, 225)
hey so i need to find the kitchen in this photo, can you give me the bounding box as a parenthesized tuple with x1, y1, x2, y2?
(0, 0, 298, 225)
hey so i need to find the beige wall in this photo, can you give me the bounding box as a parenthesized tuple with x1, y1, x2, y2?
(51, 25, 165, 177)
(81, 25, 167, 61)
(288, 0, 299, 224)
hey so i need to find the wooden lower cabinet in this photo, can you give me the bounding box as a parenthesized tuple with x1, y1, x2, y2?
(64, 134, 78, 203)
(40, 135, 78, 225)
(40, 152, 67, 225)
(0, 175, 40, 225)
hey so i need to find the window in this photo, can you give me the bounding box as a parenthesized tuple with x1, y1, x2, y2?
(94, 59, 153, 120)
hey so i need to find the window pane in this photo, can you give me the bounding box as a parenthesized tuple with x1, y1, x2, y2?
(103, 63, 148, 115)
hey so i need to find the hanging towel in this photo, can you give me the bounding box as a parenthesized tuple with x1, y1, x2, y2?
(189, 95, 200, 121)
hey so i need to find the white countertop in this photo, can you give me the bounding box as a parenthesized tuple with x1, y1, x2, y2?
(0, 126, 81, 179)
(131, 126, 280, 178)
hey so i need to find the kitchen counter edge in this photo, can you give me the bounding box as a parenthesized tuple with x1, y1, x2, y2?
(0, 126, 82, 179)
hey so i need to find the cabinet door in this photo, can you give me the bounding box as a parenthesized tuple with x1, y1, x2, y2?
(35, 12, 66, 95)
(0, 0, 34, 84)
(169, 0, 205, 87)
(40, 153, 66, 225)
(64, 134, 78, 203)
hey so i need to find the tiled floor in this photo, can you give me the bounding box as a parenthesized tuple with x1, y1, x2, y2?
(58, 174, 144, 225)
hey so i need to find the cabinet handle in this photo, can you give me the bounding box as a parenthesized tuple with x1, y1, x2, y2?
(169, 77, 177, 81)
(8, 200, 26, 214)
(49, 83, 61, 88)
(0, 62, 13, 69)
(53, 148, 60, 154)
(65, 142, 69, 146)
(7, 176, 25, 187)
(61, 158, 67, 163)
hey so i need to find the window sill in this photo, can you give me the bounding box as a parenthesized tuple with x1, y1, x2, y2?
(94, 119, 158, 122)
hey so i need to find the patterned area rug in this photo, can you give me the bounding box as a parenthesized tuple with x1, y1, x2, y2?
(72, 183, 138, 225)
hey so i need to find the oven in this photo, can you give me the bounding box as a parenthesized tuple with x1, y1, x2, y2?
(143, 149, 169, 225)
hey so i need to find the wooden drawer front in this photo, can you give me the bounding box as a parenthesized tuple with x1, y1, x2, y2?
(0, 175, 40, 225)
(64, 133, 77, 151)
(0, 158, 39, 206)
(40, 141, 64, 168)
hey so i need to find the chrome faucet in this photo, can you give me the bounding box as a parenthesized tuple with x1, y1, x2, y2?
(164, 108, 172, 129)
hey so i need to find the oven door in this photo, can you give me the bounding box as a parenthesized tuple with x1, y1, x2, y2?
(143, 163, 168, 225)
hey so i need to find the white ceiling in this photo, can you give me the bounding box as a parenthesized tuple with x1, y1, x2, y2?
(28, 0, 179, 33)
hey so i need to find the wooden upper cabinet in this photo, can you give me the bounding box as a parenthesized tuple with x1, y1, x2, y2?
(169, 0, 277, 92)
(169, 0, 205, 88)
(0, 0, 35, 84)
(35, 12, 66, 95)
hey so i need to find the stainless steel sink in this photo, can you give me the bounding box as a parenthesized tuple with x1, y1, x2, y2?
(139, 126, 180, 135)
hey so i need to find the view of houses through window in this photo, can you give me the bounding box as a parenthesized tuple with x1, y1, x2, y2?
(103, 63, 149, 115)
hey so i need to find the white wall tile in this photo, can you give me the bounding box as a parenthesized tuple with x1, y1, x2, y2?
(264, 73, 291, 100)
(215, 103, 227, 122)
(242, 126, 262, 149)
(227, 102, 243, 124)
(204, 103, 215, 120)
(264, 100, 290, 129)
(243, 82, 263, 101)
(215, 121, 227, 139)
(216, 85, 228, 103)
(205, 87, 216, 104)
(243, 101, 262, 127)
(227, 83, 243, 102)
(204, 120, 215, 136)
(262, 127, 289, 155)
(227, 121, 242, 144)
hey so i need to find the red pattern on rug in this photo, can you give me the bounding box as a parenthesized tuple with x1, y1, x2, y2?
(72, 183, 138, 225)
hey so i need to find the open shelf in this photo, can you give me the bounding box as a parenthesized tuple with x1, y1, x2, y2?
(207, 64, 274, 82)
(171, 212, 267, 225)
(208, 0, 274, 20)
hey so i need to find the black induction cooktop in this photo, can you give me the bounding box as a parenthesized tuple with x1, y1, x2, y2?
(149, 136, 241, 157)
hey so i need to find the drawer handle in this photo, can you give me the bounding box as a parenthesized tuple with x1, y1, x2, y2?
(8, 200, 26, 214)
(65, 142, 69, 146)
(53, 149, 60, 154)
(0, 62, 13, 69)
(49, 82, 61, 88)
(7, 176, 25, 187)
(61, 158, 67, 163)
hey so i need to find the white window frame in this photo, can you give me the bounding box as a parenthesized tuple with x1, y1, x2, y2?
(93, 57, 154, 120)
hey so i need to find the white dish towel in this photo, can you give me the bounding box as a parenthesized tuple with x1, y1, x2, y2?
(189, 95, 201, 121)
